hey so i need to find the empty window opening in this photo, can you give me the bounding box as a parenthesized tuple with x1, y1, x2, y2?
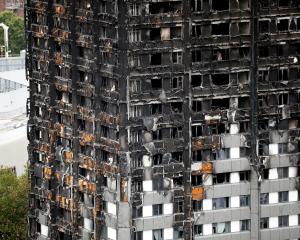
(259, 46, 269, 58)
(260, 218, 269, 229)
(211, 74, 229, 86)
(212, 23, 229, 35)
(191, 175, 203, 186)
(191, 75, 202, 88)
(192, 101, 202, 112)
(149, 2, 181, 14)
(259, 20, 270, 33)
(192, 25, 201, 37)
(239, 22, 250, 34)
(240, 121, 249, 133)
(238, 97, 250, 109)
(213, 49, 229, 61)
(239, 171, 250, 181)
(151, 78, 162, 90)
(278, 69, 288, 81)
(192, 125, 202, 137)
(191, 0, 202, 11)
(258, 70, 269, 82)
(192, 150, 202, 162)
(278, 93, 289, 105)
(239, 47, 250, 58)
(150, 53, 162, 65)
(172, 52, 182, 64)
(171, 102, 183, 113)
(172, 76, 183, 89)
(151, 104, 162, 115)
(172, 152, 183, 162)
(211, 98, 230, 110)
(213, 173, 230, 184)
(192, 50, 201, 62)
(171, 127, 183, 138)
(194, 224, 203, 236)
(279, 0, 289, 7)
(152, 229, 163, 240)
(153, 129, 162, 140)
(239, 0, 249, 9)
(210, 123, 226, 134)
(277, 18, 289, 31)
(150, 28, 161, 41)
(211, 0, 229, 11)
(153, 154, 162, 165)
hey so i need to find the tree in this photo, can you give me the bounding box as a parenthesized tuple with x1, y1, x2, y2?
(0, 11, 25, 55)
(0, 167, 28, 240)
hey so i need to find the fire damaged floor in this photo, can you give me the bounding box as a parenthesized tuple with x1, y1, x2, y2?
(26, 0, 300, 240)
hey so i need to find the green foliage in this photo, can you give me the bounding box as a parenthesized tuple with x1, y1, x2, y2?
(0, 167, 28, 240)
(0, 11, 25, 55)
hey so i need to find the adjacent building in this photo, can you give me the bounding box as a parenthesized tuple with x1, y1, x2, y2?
(26, 0, 300, 239)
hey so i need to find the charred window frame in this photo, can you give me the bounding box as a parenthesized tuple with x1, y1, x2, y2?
(171, 76, 183, 89)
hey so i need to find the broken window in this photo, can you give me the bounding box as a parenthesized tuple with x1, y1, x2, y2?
(171, 76, 183, 89)
(240, 195, 250, 207)
(161, 28, 171, 40)
(151, 104, 162, 115)
(192, 150, 202, 162)
(213, 49, 229, 61)
(211, 98, 230, 110)
(191, 75, 202, 88)
(171, 127, 183, 138)
(130, 105, 142, 118)
(212, 222, 231, 234)
(151, 78, 162, 90)
(150, 53, 162, 65)
(210, 123, 226, 134)
(212, 197, 230, 209)
(131, 156, 143, 168)
(211, 23, 229, 35)
(278, 93, 289, 105)
(279, 0, 289, 7)
(153, 154, 163, 165)
(192, 49, 201, 62)
(132, 181, 142, 192)
(129, 55, 140, 67)
(213, 173, 230, 184)
(191, 0, 202, 11)
(153, 204, 163, 216)
(278, 18, 289, 31)
(130, 130, 141, 143)
(259, 46, 269, 58)
(211, 73, 229, 86)
(192, 101, 202, 112)
(192, 24, 201, 37)
(170, 102, 182, 113)
(129, 30, 141, 42)
(260, 193, 269, 204)
(192, 125, 202, 137)
(129, 4, 141, 16)
(258, 70, 269, 82)
(150, 28, 161, 41)
(172, 52, 182, 64)
(194, 224, 203, 236)
(239, 47, 250, 58)
(153, 129, 162, 140)
(149, 2, 181, 14)
(130, 80, 141, 93)
(172, 152, 183, 162)
(191, 175, 203, 186)
(278, 69, 288, 81)
(211, 0, 229, 11)
(259, 20, 270, 33)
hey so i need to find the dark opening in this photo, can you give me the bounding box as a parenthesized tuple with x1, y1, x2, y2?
(211, 0, 229, 11)
(191, 0, 202, 11)
(211, 98, 230, 109)
(171, 102, 183, 113)
(259, 21, 269, 33)
(211, 74, 229, 86)
(192, 101, 202, 112)
(239, 47, 250, 58)
(192, 50, 201, 62)
(151, 104, 162, 114)
(150, 28, 161, 41)
(191, 75, 202, 88)
(278, 0, 289, 7)
(78, 46, 84, 57)
(149, 2, 174, 14)
(192, 25, 201, 37)
(211, 23, 229, 35)
(153, 154, 163, 165)
(150, 53, 162, 65)
(259, 46, 269, 58)
(151, 78, 162, 89)
(191, 175, 203, 186)
(213, 49, 229, 61)
(192, 125, 202, 137)
(213, 173, 230, 184)
(238, 97, 250, 108)
(277, 19, 289, 31)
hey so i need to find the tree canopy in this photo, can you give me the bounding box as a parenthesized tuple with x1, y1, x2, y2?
(0, 11, 25, 55)
(0, 167, 28, 239)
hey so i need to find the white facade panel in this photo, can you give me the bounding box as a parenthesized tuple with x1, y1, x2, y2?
(143, 180, 152, 192)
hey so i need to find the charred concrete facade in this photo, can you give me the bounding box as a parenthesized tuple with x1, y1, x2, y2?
(26, 0, 300, 240)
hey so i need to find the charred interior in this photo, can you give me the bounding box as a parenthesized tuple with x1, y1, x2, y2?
(26, 0, 300, 240)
